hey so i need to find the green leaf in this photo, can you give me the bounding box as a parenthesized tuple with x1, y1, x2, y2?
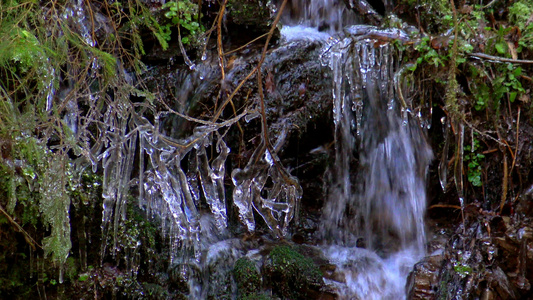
(495, 43, 507, 54)
(513, 67, 522, 77)
(78, 274, 89, 282)
(509, 91, 517, 102)
(164, 11, 176, 18)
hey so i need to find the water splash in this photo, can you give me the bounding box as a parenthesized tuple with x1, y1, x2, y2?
(320, 27, 433, 299)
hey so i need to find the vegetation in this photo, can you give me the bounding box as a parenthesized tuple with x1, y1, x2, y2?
(0, 0, 173, 296)
(0, 0, 286, 297)
(163, 0, 204, 46)
(397, 1, 533, 297)
(398, 0, 533, 209)
(233, 257, 262, 298)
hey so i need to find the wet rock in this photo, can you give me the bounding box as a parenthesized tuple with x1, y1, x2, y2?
(526, 241, 533, 261)
(489, 266, 519, 299)
(168, 262, 200, 295)
(406, 254, 444, 300)
(200, 0, 279, 50)
(205, 239, 244, 299)
(434, 214, 533, 299)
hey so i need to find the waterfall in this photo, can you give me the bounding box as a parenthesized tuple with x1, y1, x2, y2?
(316, 24, 433, 300)
(279, 1, 434, 297)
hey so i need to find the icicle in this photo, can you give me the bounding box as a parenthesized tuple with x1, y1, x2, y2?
(439, 117, 451, 191)
(138, 132, 145, 209)
(454, 121, 465, 201)
(59, 263, 64, 284)
(186, 149, 201, 205)
(231, 174, 256, 231)
(231, 143, 267, 232)
(231, 127, 301, 236)
(196, 138, 228, 230)
(29, 246, 33, 279)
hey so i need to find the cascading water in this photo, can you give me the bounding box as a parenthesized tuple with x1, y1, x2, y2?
(319, 32, 433, 298)
(280, 0, 360, 32)
(281, 0, 434, 298)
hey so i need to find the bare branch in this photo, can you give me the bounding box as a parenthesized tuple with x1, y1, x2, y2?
(469, 52, 533, 64)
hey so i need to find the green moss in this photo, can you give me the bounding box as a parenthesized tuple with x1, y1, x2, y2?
(233, 257, 261, 298)
(263, 245, 323, 299)
(227, 0, 272, 28)
(143, 283, 170, 299)
(239, 293, 272, 300)
(64, 257, 78, 282)
(0, 0, 159, 284)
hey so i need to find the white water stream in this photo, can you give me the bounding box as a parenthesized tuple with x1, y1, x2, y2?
(320, 36, 433, 299)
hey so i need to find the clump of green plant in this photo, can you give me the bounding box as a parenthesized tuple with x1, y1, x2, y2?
(162, 0, 204, 46)
(412, 37, 447, 69)
(239, 293, 272, 300)
(470, 63, 524, 111)
(508, 0, 533, 51)
(492, 64, 524, 104)
(263, 245, 323, 299)
(0, 0, 158, 284)
(464, 137, 485, 187)
(453, 257, 473, 278)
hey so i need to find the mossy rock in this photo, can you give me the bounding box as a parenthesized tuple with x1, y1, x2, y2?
(239, 293, 273, 300)
(233, 257, 261, 299)
(142, 283, 170, 299)
(226, 0, 273, 28)
(262, 245, 323, 299)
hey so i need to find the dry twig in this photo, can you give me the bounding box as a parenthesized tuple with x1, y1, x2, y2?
(469, 52, 533, 64)
(0, 204, 42, 251)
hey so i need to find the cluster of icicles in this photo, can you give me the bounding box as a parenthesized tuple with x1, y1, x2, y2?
(100, 105, 301, 263)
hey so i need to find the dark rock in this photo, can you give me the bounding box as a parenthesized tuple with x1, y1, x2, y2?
(226, 0, 274, 29)
(489, 266, 519, 299)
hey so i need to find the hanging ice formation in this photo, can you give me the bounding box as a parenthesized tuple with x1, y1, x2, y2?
(99, 95, 302, 264)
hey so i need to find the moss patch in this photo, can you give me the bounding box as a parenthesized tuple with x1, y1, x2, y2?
(233, 257, 261, 298)
(263, 245, 323, 299)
